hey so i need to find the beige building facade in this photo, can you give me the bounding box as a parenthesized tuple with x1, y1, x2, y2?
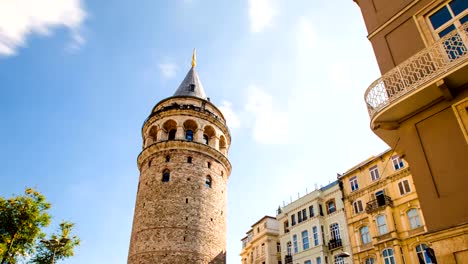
(128, 61, 232, 263)
(355, 0, 468, 262)
(240, 216, 281, 264)
(277, 181, 352, 264)
(339, 150, 434, 264)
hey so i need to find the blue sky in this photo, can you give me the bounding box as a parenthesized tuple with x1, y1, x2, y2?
(0, 0, 388, 263)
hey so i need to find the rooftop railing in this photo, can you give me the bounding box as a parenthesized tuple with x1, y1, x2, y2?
(365, 22, 468, 118)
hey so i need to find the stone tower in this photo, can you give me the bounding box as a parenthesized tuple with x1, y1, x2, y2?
(128, 53, 231, 264)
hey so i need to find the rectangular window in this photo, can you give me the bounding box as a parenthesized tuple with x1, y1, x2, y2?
(316, 257, 322, 264)
(392, 155, 404, 170)
(302, 230, 309, 250)
(261, 243, 265, 255)
(302, 209, 307, 221)
(284, 220, 289, 233)
(319, 204, 324, 216)
(309, 205, 314, 217)
(370, 165, 380, 181)
(293, 234, 298, 253)
(291, 215, 296, 226)
(277, 242, 281, 253)
(353, 200, 364, 214)
(313, 226, 319, 246)
(398, 180, 411, 195)
(305, 261, 312, 264)
(321, 225, 325, 245)
(298, 211, 303, 223)
(327, 200, 336, 214)
(377, 215, 388, 235)
(350, 176, 359, 191)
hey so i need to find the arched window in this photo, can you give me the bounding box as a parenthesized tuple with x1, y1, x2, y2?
(376, 215, 388, 234)
(205, 176, 212, 188)
(360, 226, 371, 244)
(203, 134, 209, 145)
(185, 130, 193, 141)
(334, 255, 344, 264)
(365, 258, 375, 264)
(416, 244, 436, 264)
(330, 223, 341, 240)
(407, 208, 421, 229)
(162, 170, 170, 182)
(168, 129, 176, 140)
(382, 248, 395, 264)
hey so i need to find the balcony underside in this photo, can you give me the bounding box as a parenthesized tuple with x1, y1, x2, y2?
(371, 61, 468, 129)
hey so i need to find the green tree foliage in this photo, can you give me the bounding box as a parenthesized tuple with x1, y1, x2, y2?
(0, 188, 51, 264)
(29, 221, 80, 264)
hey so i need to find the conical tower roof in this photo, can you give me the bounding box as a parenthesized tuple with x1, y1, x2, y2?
(173, 67, 207, 99)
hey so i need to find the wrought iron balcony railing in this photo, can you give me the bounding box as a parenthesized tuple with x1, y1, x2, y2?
(285, 254, 293, 264)
(328, 238, 343, 250)
(365, 195, 393, 213)
(364, 22, 468, 118)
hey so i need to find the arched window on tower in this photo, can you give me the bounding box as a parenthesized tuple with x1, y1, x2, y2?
(186, 130, 193, 141)
(162, 170, 170, 182)
(205, 175, 212, 188)
(168, 129, 176, 140)
(203, 134, 209, 145)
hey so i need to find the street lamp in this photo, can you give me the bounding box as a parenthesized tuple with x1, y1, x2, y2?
(40, 238, 70, 264)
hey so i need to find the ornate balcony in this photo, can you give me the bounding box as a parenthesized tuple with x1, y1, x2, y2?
(328, 238, 343, 251)
(285, 254, 293, 264)
(365, 195, 393, 213)
(365, 22, 468, 126)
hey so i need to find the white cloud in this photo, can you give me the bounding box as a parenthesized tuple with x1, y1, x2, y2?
(245, 85, 288, 144)
(0, 0, 86, 56)
(218, 100, 241, 129)
(158, 63, 178, 79)
(248, 0, 278, 33)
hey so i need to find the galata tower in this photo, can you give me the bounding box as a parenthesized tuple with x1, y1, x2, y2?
(128, 51, 232, 264)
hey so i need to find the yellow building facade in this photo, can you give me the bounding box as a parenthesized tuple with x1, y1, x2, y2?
(339, 150, 435, 264)
(240, 216, 281, 264)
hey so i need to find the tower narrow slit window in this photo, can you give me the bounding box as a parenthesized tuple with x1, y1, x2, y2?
(162, 169, 170, 182)
(168, 129, 176, 140)
(203, 134, 209, 144)
(185, 130, 193, 141)
(187, 156, 192, 163)
(205, 175, 212, 188)
(165, 155, 170, 162)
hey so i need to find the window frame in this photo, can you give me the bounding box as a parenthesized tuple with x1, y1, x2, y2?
(353, 200, 364, 214)
(360, 226, 371, 244)
(312, 226, 319, 246)
(392, 155, 405, 170)
(407, 208, 422, 229)
(205, 175, 212, 188)
(398, 179, 411, 195)
(382, 248, 396, 264)
(369, 165, 380, 181)
(376, 215, 388, 235)
(293, 234, 298, 253)
(301, 230, 310, 250)
(327, 199, 336, 214)
(350, 176, 359, 192)
(330, 223, 341, 240)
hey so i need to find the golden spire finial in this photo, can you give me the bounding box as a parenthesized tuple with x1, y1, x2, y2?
(191, 48, 197, 68)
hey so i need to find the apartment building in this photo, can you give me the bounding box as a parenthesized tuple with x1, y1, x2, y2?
(355, 0, 468, 262)
(277, 181, 352, 264)
(339, 150, 434, 264)
(240, 216, 281, 264)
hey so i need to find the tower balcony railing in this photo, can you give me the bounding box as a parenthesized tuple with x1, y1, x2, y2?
(365, 195, 393, 213)
(285, 254, 293, 264)
(364, 22, 468, 119)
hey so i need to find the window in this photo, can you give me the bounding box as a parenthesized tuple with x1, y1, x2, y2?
(284, 220, 289, 233)
(277, 242, 281, 253)
(407, 208, 422, 229)
(162, 170, 170, 182)
(321, 226, 325, 246)
(382, 248, 395, 264)
(360, 226, 371, 244)
(312, 226, 319, 246)
(376, 215, 388, 235)
(203, 134, 209, 144)
(302, 230, 309, 250)
(398, 179, 411, 195)
(205, 176, 212, 188)
(168, 129, 176, 140)
(291, 215, 296, 226)
(350, 176, 359, 191)
(316, 257, 322, 264)
(305, 261, 311, 264)
(416, 244, 436, 264)
(353, 200, 364, 214)
(165, 155, 170, 162)
(327, 200, 336, 214)
(185, 129, 193, 141)
(330, 223, 341, 240)
(189, 84, 195, 92)
(287, 241, 292, 255)
(392, 155, 404, 170)
(365, 258, 375, 264)
(370, 165, 380, 181)
(261, 243, 265, 255)
(309, 205, 314, 217)
(334, 255, 344, 264)
(319, 204, 324, 216)
(187, 157, 192, 163)
(207, 162, 211, 168)
(302, 209, 307, 220)
(298, 211, 303, 223)
(293, 234, 298, 253)
(427, 0, 468, 60)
